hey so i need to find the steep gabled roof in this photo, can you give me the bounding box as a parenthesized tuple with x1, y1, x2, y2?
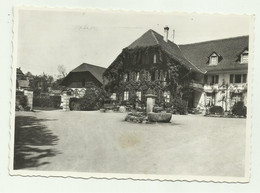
(179, 36, 249, 73)
(127, 29, 205, 73)
(70, 63, 106, 83)
(16, 68, 24, 76)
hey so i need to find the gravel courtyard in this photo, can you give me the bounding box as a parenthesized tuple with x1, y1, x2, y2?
(14, 110, 247, 177)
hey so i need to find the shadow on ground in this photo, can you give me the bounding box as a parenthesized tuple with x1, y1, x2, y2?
(14, 115, 59, 170)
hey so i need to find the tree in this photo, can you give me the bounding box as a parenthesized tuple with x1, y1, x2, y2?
(57, 65, 67, 78)
(28, 73, 54, 95)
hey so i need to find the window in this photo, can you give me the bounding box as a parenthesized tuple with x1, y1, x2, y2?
(136, 72, 140, 81)
(206, 92, 215, 106)
(123, 73, 128, 82)
(230, 74, 234, 83)
(163, 91, 170, 103)
(163, 71, 167, 81)
(230, 74, 247, 83)
(154, 70, 165, 81)
(129, 72, 136, 81)
(155, 70, 159, 80)
(159, 70, 164, 81)
(144, 70, 151, 81)
(136, 91, 141, 100)
(124, 91, 129, 101)
(153, 54, 157, 63)
(209, 53, 218, 65)
(241, 50, 249, 63)
(210, 75, 219, 84)
(231, 93, 243, 105)
(243, 74, 247, 83)
(235, 74, 242, 83)
(110, 93, 116, 100)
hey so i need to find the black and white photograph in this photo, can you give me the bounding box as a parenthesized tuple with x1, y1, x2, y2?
(10, 7, 254, 182)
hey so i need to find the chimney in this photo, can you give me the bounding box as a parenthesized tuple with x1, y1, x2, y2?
(164, 26, 169, 42)
(172, 29, 175, 43)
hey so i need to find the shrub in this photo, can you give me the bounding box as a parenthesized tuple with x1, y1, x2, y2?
(69, 98, 81, 110)
(16, 91, 28, 108)
(172, 98, 188, 115)
(232, 101, 247, 117)
(69, 95, 100, 111)
(209, 106, 224, 115)
(51, 96, 61, 108)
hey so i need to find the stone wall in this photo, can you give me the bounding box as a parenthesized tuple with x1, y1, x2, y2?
(23, 90, 33, 110)
(61, 93, 71, 111)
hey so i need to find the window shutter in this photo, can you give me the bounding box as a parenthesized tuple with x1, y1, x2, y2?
(230, 74, 234, 83)
(216, 75, 219, 84)
(243, 74, 247, 83)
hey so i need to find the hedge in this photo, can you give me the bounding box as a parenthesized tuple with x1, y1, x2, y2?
(33, 95, 61, 108)
(69, 97, 100, 111)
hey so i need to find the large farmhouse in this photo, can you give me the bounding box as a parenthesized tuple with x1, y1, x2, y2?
(103, 27, 249, 111)
(103, 27, 204, 108)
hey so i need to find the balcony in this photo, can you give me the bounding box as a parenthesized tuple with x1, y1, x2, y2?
(204, 84, 219, 93)
(229, 83, 247, 93)
(203, 83, 247, 93)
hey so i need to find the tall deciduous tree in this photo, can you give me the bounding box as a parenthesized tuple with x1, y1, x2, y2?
(57, 65, 67, 78)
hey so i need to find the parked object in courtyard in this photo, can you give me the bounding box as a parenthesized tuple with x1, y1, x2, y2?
(125, 112, 146, 123)
(148, 112, 172, 123)
(119, 106, 126, 113)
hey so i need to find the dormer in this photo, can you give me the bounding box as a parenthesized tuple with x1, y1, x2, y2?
(240, 49, 249, 63)
(208, 52, 220, 66)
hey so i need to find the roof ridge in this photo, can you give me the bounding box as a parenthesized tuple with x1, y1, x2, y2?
(77, 63, 106, 70)
(179, 35, 249, 46)
(151, 30, 159, 45)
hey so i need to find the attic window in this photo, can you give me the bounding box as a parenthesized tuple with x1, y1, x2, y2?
(209, 53, 218, 65)
(241, 50, 249, 63)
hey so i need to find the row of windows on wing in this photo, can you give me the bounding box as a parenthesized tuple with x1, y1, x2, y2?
(123, 70, 168, 82)
(123, 90, 171, 102)
(208, 49, 248, 65)
(205, 74, 247, 85)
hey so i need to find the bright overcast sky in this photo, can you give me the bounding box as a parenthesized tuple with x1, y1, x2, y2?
(16, 8, 251, 76)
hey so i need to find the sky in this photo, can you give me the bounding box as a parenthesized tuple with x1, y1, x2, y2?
(16, 8, 251, 77)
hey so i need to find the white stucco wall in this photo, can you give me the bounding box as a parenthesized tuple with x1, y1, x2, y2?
(193, 73, 247, 111)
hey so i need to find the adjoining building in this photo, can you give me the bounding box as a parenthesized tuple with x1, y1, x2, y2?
(103, 27, 248, 111)
(180, 35, 248, 111)
(60, 63, 107, 98)
(16, 67, 30, 91)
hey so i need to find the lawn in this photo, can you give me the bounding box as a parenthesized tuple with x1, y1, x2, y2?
(14, 110, 247, 177)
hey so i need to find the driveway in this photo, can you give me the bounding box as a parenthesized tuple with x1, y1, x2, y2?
(14, 110, 247, 177)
